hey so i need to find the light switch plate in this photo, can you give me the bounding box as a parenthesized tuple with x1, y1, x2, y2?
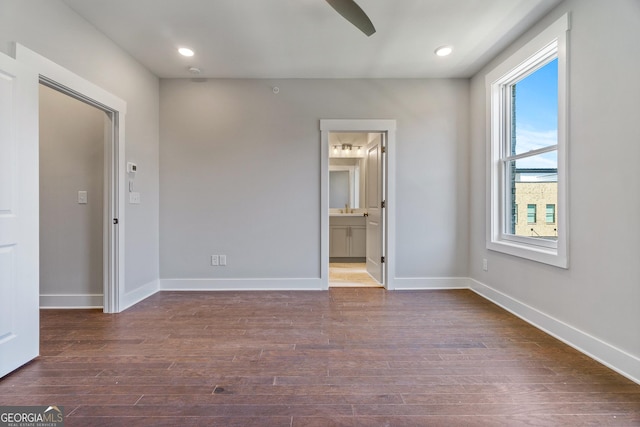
(129, 192, 141, 204)
(78, 191, 88, 204)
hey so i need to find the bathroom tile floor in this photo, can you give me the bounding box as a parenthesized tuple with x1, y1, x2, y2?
(329, 263, 382, 288)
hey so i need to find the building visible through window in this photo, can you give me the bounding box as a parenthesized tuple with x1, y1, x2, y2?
(516, 170, 557, 239)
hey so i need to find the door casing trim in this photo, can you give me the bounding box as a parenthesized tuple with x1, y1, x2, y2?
(15, 43, 127, 313)
(320, 119, 396, 290)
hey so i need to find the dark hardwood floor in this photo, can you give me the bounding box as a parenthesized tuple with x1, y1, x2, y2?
(1, 289, 639, 426)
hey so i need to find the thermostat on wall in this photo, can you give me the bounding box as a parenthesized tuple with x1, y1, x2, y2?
(127, 162, 138, 173)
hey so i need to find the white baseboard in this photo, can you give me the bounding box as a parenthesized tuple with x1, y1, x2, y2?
(40, 294, 103, 309)
(392, 277, 471, 290)
(160, 278, 323, 291)
(120, 279, 159, 311)
(469, 278, 640, 385)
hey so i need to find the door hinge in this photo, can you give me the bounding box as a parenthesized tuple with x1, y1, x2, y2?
(381, 256, 385, 263)
(381, 146, 386, 154)
(381, 200, 386, 208)
(113, 218, 119, 225)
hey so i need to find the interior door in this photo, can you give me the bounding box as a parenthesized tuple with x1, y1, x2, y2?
(365, 133, 384, 283)
(0, 52, 39, 378)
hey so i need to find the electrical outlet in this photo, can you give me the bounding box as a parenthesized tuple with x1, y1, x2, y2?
(482, 258, 488, 271)
(219, 255, 227, 266)
(211, 255, 219, 266)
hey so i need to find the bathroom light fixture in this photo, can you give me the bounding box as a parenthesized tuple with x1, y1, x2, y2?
(435, 45, 453, 57)
(342, 144, 352, 152)
(357, 146, 362, 154)
(178, 47, 195, 57)
(333, 146, 339, 155)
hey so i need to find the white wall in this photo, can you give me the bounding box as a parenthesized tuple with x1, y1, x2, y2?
(0, 0, 160, 298)
(469, 0, 640, 380)
(160, 78, 469, 282)
(39, 84, 105, 301)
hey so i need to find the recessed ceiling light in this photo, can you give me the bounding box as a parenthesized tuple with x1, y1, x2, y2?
(178, 47, 194, 57)
(435, 46, 453, 57)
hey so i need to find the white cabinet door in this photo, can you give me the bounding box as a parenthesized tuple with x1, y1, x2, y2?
(329, 226, 350, 258)
(350, 226, 366, 258)
(0, 52, 39, 378)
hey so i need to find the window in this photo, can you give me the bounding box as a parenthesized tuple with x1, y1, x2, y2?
(546, 204, 556, 223)
(527, 204, 537, 224)
(486, 14, 569, 268)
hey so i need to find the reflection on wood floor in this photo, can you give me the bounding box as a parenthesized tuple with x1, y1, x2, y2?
(2, 290, 639, 425)
(329, 262, 382, 287)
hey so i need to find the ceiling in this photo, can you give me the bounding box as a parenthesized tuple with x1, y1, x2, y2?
(62, 0, 562, 79)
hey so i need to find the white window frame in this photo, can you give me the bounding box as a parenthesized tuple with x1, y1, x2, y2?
(486, 14, 569, 268)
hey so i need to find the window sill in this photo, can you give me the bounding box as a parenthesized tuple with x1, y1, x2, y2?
(487, 239, 567, 269)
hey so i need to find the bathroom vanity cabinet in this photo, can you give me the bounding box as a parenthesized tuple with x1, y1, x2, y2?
(329, 215, 366, 259)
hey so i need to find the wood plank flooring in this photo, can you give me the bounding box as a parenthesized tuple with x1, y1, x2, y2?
(1, 289, 639, 426)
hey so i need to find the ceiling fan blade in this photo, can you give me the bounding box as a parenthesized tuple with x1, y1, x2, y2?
(325, 0, 376, 36)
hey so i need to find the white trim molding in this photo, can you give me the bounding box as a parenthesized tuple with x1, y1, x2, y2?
(160, 278, 323, 291)
(40, 294, 103, 309)
(120, 280, 159, 312)
(470, 278, 640, 385)
(15, 44, 127, 313)
(485, 14, 570, 269)
(393, 277, 471, 290)
(320, 119, 397, 290)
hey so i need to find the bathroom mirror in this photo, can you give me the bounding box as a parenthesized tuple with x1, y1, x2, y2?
(329, 132, 369, 210)
(329, 163, 361, 209)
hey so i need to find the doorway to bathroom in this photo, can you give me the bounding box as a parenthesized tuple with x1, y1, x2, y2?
(328, 132, 383, 288)
(320, 119, 396, 290)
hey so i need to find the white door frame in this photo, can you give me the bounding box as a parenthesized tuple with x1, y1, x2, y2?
(15, 44, 126, 313)
(320, 119, 396, 290)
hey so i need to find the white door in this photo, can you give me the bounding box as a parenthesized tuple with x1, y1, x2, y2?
(365, 134, 384, 283)
(0, 52, 39, 378)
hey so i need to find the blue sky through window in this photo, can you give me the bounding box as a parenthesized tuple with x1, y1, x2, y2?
(513, 58, 558, 169)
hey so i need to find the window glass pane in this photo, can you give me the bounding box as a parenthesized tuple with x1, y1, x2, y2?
(546, 204, 556, 223)
(514, 150, 557, 170)
(527, 205, 536, 223)
(510, 58, 558, 155)
(506, 157, 558, 240)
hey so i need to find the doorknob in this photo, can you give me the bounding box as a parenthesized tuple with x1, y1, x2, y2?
(363, 213, 369, 217)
